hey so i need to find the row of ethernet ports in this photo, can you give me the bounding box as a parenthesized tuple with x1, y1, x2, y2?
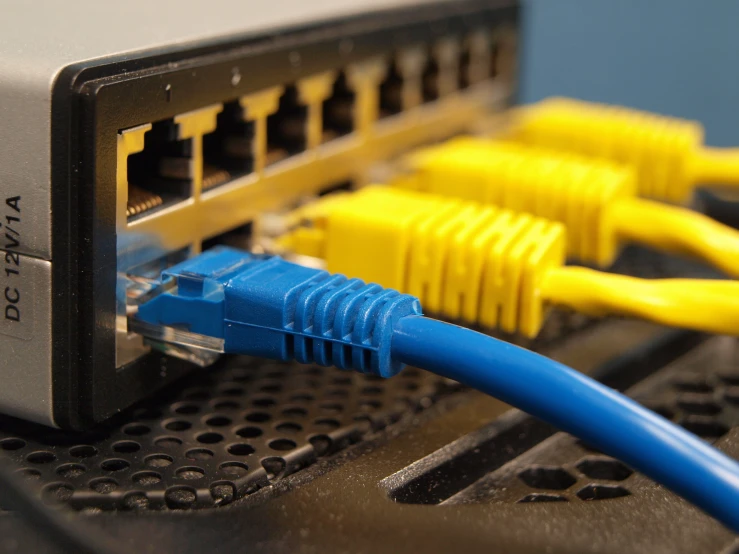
(123, 31, 513, 221)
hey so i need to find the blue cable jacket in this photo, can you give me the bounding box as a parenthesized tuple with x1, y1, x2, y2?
(137, 249, 739, 531)
(392, 315, 739, 532)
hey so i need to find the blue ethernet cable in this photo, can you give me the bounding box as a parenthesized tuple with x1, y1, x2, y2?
(137, 246, 739, 532)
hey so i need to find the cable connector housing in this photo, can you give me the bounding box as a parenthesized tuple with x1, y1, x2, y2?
(395, 137, 739, 279)
(507, 97, 703, 203)
(277, 186, 739, 338)
(396, 137, 634, 266)
(279, 186, 565, 337)
(136, 247, 422, 377)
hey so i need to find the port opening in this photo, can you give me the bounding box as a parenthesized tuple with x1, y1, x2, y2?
(379, 59, 403, 118)
(202, 101, 255, 191)
(267, 85, 307, 165)
(318, 180, 354, 197)
(127, 119, 192, 219)
(421, 49, 440, 103)
(202, 222, 253, 252)
(322, 72, 355, 141)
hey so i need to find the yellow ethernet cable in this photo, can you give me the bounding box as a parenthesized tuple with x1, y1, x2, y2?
(276, 186, 739, 338)
(395, 138, 739, 278)
(506, 97, 739, 204)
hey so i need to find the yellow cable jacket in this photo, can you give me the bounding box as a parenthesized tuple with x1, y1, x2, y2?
(693, 147, 739, 188)
(541, 266, 739, 336)
(610, 198, 739, 278)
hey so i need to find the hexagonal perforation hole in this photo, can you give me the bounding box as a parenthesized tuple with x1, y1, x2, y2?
(517, 466, 577, 490)
(643, 404, 675, 421)
(671, 374, 714, 393)
(724, 386, 739, 405)
(717, 369, 739, 386)
(576, 484, 631, 501)
(675, 393, 722, 416)
(517, 493, 568, 503)
(678, 416, 729, 440)
(576, 457, 633, 482)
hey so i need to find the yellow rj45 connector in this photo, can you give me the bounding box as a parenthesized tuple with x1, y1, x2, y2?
(396, 137, 739, 278)
(277, 186, 739, 338)
(506, 97, 739, 204)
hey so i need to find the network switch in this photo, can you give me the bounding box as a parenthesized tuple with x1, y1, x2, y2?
(0, 0, 517, 428)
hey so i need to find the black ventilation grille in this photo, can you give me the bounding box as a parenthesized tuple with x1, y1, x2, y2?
(0, 360, 453, 511)
(450, 434, 640, 505)
(386, 336, 739, 506)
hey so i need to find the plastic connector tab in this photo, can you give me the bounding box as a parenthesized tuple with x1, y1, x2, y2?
(279, 186, 739, 338)
(136, 247, 422, 377)
(396, 137, 634, 267)
(280, 186, 565, 337)
(396, 137, 739, 278)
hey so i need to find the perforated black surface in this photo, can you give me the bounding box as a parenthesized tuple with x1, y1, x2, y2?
(0, 360, 454, 511)
(3, 326, 737, 553)
(487, 336, 739, 506)
(384, 336, 739, 509)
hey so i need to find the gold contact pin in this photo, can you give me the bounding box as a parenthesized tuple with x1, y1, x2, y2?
(126, 185, 164, 218)
(202, 166, 233, 191)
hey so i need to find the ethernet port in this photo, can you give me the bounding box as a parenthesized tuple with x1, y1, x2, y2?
(266, 85, 307, 166)
(202, 222, 253, 252)
(202, 101, 255, 191)
(127, 119, 192, 220)
(421, 49, 440, 103)
(379, 59, 403, 118)
(319, 180, 353, 196)
(322, 72, 355, 141)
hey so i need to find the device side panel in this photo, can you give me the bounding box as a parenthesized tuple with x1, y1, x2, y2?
(0, 252, 53, 425)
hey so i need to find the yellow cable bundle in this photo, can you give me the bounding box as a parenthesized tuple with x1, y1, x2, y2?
(277, 186, 739, 338)
(506, 97, 739, 204)
(396, 137, 739, 278)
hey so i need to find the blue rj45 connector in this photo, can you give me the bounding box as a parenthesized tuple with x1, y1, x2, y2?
(135, 246, 739, 532)
(137, 246, 421, 378)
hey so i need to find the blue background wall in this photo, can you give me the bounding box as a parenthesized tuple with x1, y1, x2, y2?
(521, 0, 739, 146)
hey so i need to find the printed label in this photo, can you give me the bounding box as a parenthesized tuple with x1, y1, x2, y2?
(0, 195, 33, 340)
